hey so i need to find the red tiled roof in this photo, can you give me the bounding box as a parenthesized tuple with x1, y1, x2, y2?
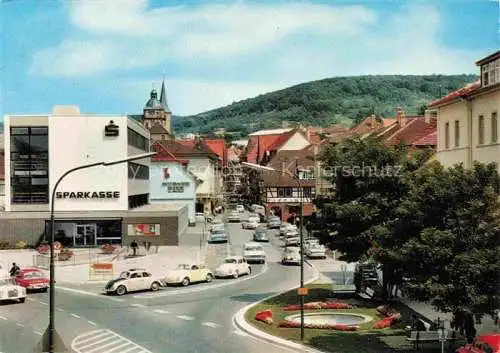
(245, 129, 298, 164)
(261, 169, 315, 187)
(267, 146, 315, 170)
(351, 115, 386, 134)
(152, 139, 217, 161)
(203, 138, 227, 166)
(412, 131, 437, 146)
(428, 81, 481, 108)
(385, 118, 437, 146)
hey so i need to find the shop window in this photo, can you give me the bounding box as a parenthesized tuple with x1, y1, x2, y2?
(128, 162, 149, 180)
(302, 187, 313, 198)
(277, 187, 292, 197)
(10, 127, 49, 204)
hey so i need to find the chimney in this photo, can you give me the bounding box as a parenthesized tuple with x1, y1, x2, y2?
(396, 107, 406, 126)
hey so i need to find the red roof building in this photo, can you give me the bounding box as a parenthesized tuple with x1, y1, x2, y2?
(203, 138, 227, 166)
(428, 81, 481, 108)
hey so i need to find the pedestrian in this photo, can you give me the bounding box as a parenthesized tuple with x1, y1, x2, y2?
(130, 240, 138, 256)
(9, 262, 20, 277)
(146, 241, 151, 252)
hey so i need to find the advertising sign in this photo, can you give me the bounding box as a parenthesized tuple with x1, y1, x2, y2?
(127, 224, 160, 236)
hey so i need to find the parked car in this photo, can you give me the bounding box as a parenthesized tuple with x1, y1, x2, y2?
(253, 229, 269, 242)
(195, 212, 206, 223)
(104, 269, 165, 296)
(228, 211, 241, 223)
(285, 235, 300, 246)
(304, 238, 320, 250)
(306, 244, 327, 259)
(241, 219, 259, 229)
(208, 219, 224, 231)
(15, 268, 49, 292)
(0, 276, 27, 304)
(281, 247, 301, 265)
(280, 223, 297, 236)
(267, 217, 281, 229)
(0, 262, 8, 277)
(209, 228, 229, 243)
(215, 256, 251, 278)
(247, 213, 260, 224)
(165, 264, 214, 286)
(456, 333, 500, 353)
(243, 242, 266, 264)
(236, 205, 245, 213)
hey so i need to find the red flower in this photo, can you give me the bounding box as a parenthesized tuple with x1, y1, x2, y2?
(255, 310, 273, 324)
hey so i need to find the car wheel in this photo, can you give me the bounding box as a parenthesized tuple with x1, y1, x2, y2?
(150, 282, 160, 291)
(182, 277, 190, 286)
(248, 267, 252, 275)
(116, 285, 127, 296)
(19, 298, 26, 303)
(205, 273, 213, 283)
(42, 288, 48, 293)
(233, 271, 239, 279)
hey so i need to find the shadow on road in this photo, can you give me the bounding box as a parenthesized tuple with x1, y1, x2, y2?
(230, 292, 278, 303)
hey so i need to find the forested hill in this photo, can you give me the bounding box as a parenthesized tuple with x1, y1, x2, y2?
(173, 74, 477, 137)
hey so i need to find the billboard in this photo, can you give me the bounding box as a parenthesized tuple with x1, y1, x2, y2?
(127, 224, 160, 236)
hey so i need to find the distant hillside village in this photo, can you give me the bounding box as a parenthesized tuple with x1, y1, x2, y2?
(0, 50, 497, 248)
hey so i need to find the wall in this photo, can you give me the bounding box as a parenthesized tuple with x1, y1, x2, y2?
(186, 157, 215, 195)
(122, 216, 179, 246)
(0, 181, 4, 210)
(278, 132, 311, 151)
(0, 218, 46, 246)
(49, 115, 129, 211)
(127, 119, 151, 197)
(436, 102, 470, 168)
(149, 162, 196, 222)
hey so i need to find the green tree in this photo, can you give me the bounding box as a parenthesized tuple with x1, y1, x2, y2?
(393, 162, 500, 330)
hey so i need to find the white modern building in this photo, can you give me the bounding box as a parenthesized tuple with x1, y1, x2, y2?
(1, 106, 188, 247)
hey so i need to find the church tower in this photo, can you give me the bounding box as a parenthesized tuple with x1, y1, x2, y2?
(141, 79, 172, 135)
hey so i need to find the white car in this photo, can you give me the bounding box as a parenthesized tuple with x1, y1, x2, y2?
(243, 242, 266, 264)
(0, 276, 27, 304)
(228, 211, 241, 222)
(236, 205, 245, 213)
(195, 212, 206, 223)
(241, 220, 259, 229)
(248, 213, 260, 224)
(306, 244, 327, 259)
(304, 238, 320, 250)
(282, 247, 301, 265)
(285, 236, 300, 246)
(165, 264, 214, 286)
(0, 262, 8, 277)
(280, 223, 297, 236)
(215, 256, 251, 278)
(208, 219, 224, 231)
(104, 269, 165, 296)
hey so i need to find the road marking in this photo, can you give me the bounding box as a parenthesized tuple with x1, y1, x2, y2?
(130, 303, 146, 308)
(34, 330, 43, 335)
(71, 313, 81, 318)
(176, 315, 194, 321)
(39, 301, 48, 305)
(16, 323, 24, 327)
(26, 298, 35, 302)
(134, 262, 269, 299)
(55, 286, 123, 302)
(153, 309, 170, 314)
(202, 322, 221, 328)
(87, 320, 97, 326)
(231, 330, 248, 336)
(0, 316, 7, 320)
(56, 308, 64, 312)
(71, 329, 153, 353)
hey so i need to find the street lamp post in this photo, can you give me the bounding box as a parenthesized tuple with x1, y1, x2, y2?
(437, 321, 448, 353)
(43, 152, 156, 352)
(298, 176, 305, 341)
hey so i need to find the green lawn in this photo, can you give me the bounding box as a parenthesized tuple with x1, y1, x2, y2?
(244, 283, 460, 353)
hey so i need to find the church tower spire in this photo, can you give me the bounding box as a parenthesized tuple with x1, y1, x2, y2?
(159, 79, 171, 113)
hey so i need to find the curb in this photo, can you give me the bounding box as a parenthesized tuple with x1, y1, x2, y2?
(232, 260, 328, 353)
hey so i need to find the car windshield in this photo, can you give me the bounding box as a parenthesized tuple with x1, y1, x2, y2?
(246, 246, 263, 251)
(23, 271, 44, 278)
(224, 258, 237, 264)
(119, 271, 130, 278)
(177, 264, 190, 270)
(212, 230, 226, 235)
(0, 278, 16, 285)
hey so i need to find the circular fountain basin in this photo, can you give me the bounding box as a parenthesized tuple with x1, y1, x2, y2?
(285, 312, 373, 326)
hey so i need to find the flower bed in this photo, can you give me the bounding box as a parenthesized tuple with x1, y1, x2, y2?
(58, 249, 74, 261)
(38, 244, 50, 255)
(283, 301, 354, 311)
(255, 310, 273, 324)
(101, 244, 117, 254)
(372, 305, 402, 329)
(279, 320, 360, 331)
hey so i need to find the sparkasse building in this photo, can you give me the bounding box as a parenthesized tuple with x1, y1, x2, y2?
(0, 105, 188, 247)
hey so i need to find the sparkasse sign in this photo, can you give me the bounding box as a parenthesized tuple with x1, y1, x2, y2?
(55, 191, 120, 199)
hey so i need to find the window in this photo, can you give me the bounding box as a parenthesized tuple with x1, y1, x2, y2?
(277, 187, 293, 197)
(302, 187, 313, 198)
(482, 59, 500, 87)
(10, 126, 49, 204)
(492, 112, 498, 143)
(478, 115, 485, 144)
(128, 162, 149, 180)
(299, 170, 315, 180)
(127, 127, 149, 151)
(444, 122, 450, 149)
(454, 120, 460, 147)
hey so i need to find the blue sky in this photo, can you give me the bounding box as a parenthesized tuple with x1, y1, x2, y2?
(1, 0, 498, 118)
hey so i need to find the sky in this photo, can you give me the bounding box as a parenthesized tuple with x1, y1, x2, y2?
(1, 0, 498, 119)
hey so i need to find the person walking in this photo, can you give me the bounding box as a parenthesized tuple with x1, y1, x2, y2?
(9, 262, 20, 277)
(130, 240, 138, 257)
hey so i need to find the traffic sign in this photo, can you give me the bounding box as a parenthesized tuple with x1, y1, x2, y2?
(297, 287, 309, 296)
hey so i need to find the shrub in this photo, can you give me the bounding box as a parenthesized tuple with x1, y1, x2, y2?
(0, 241, 9, 249)
(15, 241, 27, 249)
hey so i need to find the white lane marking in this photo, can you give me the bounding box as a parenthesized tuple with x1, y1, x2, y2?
(202, 322, 221, 328)
(231, 330, 248, 336)
(176, 315, 194, 321)
(55, 286, 124, 302)
(26, 297, 35, 302)
(16, 323, 24, 327)
(0, 316, 7, 320)
(130, 303, 146, 308)
(56, 308, 64, 312)
(34, 330, 43, 335)
(134, 262, 269, 299)
(72, 329, 153, 353)
(39, 301, 48, 305)
(71, 313, 81, 318)
(87, 320, 97, 326)
(153, 309, 170, 314)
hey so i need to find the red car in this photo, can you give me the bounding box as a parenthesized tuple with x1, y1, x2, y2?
(456, 333, 500, 353)
(15, 268, 49, 292)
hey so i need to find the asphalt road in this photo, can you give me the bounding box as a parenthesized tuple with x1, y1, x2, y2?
(0, 213, 317, 353)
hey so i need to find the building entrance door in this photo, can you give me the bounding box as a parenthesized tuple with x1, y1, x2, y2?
(74, 224, 97, 247)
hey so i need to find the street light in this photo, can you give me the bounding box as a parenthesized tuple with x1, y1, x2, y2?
(437, 321, 448, 353)
(42, 152, 157, 352)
